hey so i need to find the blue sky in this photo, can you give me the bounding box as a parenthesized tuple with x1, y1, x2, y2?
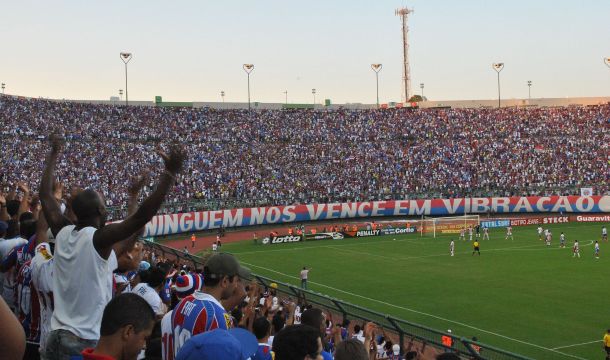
(1, 0, 609, 104)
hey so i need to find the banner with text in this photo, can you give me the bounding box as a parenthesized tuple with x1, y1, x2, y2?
(143, 196, 610, 237)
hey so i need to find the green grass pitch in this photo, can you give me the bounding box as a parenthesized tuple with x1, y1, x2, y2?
(216, 222, 609, 359)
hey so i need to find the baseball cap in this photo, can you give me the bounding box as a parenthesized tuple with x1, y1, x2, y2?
(176, 328, 258, 360)
(139, 261, 151, 271)
(392, 344, 400, 355)
(203, 253, 251, 281)
(0, 221, 8, 233)
(175, 274, 204, 298)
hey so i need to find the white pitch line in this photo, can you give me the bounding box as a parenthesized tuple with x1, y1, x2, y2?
(552, 339, 600, 350)
(241, 262, 587, 360)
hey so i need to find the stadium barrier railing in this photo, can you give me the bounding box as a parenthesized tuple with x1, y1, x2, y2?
(143, 241, 533, 360)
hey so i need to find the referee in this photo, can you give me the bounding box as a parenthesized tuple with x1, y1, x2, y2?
(472, 240, 480, 256)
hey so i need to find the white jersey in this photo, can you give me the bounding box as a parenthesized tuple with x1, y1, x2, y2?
(506, 226, 512, 235)
(560, 234, 565, 242)
(0, 237, 28, 308)
(484, 228, 489, 234)
(468, 228, 473, 235)
(450, 241, 455, 250)
(537, 227, 543, 235)
(132, 282, 165, 315)
(293, 305, 302, 325)
(212, 243, 218, 251)
(595, 243, 600, 252)
(30, 243, 55, 352)
(603, 228, 607, 235)
(573, 243, 580, 252)
(51, 225, 118, 340)
(161, 310, 174, 360)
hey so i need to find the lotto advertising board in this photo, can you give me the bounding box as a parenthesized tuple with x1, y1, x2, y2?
(140, 195, 610, 237)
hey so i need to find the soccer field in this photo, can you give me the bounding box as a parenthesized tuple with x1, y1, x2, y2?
(217, 222, 609, 360)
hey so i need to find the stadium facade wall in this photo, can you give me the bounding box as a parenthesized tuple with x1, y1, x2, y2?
(34, 96, 610, 109)
(141, 195, 610, 237)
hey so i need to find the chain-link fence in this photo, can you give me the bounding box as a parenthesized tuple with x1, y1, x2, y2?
(144, 241, 532, 360)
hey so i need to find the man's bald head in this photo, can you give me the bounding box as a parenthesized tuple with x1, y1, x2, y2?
(71, 189, 107, 227)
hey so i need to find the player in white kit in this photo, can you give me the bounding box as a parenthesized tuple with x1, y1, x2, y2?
(468, 226, 473, 241)
(545, 230, 552, 246)
(459, 228, 466, 241)
(573, 240, 580, 258)
(602, 226, 607, 242)
(594, 241, 600, 259)
(450, 240, 455, 257)
(559, 232, 566, 248)
(537, 226, 543, 241)
(483, 227, 490, 240)
(505, 226, 513, 241)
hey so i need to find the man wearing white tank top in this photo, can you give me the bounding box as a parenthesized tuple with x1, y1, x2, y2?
(40, 135, 186, 360)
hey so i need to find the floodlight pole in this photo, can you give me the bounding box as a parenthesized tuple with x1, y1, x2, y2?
(284, 90, 288, 104)
(120, 52, 133, 106)
(371, 64, 382, 108)
(243, 64, 254, 111)
(312, 88, 316, 108)
(420, 83, 424, 98)
(527, 81, 532, 101)
(119, 89, 123, 101)
(492, 63, 504, 108)
(1, 83, 4, 94)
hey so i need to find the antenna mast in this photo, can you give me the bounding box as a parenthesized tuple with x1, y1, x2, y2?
(395, 6, 414, 102)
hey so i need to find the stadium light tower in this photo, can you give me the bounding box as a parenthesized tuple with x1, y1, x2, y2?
(527, 80, 532, 101)
(221, 90, 225, 103)
(605, 57, 610, 69)
(371, 64, 382, 108)
(283, 90, 288, 104)
(1, 83, 4, 94)
(119, 89, 123, 101)
(312, 88, 316, 108)
(243, 64, 254, 110)
(420, 83, 424, 98)
(120, 52, 133, 106)
(492, 63, 504, 108)
(396, 6, 414, 102)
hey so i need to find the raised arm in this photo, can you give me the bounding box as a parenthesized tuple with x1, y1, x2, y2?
(112, 173, 149, 257)
(0, 193, 8, 222)
(17, 183, 31, 218)
(40, 135, 70, 237)
(93, 145, 186, 259)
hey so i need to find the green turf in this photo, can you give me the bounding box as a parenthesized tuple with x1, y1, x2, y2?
(208, 222, 610, 359)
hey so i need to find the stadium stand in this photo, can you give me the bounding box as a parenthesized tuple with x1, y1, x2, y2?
(1, 96, 608, 220)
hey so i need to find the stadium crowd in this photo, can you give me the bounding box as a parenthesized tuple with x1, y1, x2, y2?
(0, 134, 452, 360)
(1, 96, 609, 220)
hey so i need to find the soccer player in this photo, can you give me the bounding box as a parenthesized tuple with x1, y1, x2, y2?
(559, 232, 566, 248)
(475, 224, 480, 238)
(212, 242, 218, 252)
(190, 234, 196, 248)
(472, 240, 480, 256)
(594, 241, 600, 259)
(537, 226, 543, 240)
(483, 227, 490, 240)
(161, 253, 250, 360)
(573, 240, 580, 258)
(602, 226, 607, 242)
(450, 240, 455, 257)
(505, 226, 513, 241)
(459, 228, 466, 241)
(468, 226, 473, 241)
(545, 230, 552, 246)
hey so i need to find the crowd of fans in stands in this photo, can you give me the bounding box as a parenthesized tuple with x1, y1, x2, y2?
(0, 134, 464, 360)
(1, 96, 608, 220)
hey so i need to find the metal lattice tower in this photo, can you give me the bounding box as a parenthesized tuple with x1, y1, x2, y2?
(395, 6, 413, 102)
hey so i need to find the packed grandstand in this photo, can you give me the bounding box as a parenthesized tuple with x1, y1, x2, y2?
(1, 92, 609, 360)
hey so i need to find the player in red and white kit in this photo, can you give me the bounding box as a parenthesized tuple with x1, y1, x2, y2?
(572, 240, 580, 258)
(545, 230, 552, 246)
(468, 226, 473, 241)
(459, 228, 466, 241)
(505, 226, 513, 240)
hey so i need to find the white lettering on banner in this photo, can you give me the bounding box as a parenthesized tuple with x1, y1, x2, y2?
(327, 203, 340, 219)
(409, 200, 431, 215)
(394, 200, 409, 216)
(357, 202, 372, 217)
(491, 197, 510, 213)
(340, 203, 358, 218)
(210, 210, 222, 228)
(306, 204, 326, 220)
(576, 215, 610, 222)
(266, 207, 282, 223)
(223, 209, 243, 228)
(138, 196, 609, 237)
(536, 197, 551, 211)
(543, 217, 569, 224)
(441, 198, 462, 214)
(551, 197, 571, 213)
(283, 206, 296, 222)
(513, 198, 533, 212)
(372, 202, 383, 217)
(574, 197, 594, 212)
(472, 198, 490, 213)
(250, 208, 266, 226)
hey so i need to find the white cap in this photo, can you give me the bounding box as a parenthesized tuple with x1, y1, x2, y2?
(392, 344, 400, 355)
